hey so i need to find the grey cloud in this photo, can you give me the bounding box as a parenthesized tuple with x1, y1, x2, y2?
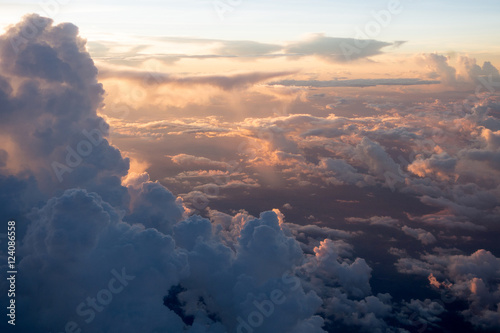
(401, 225, 437, 245)
(13, 189, 189, 332)
(153, 36, 282, 57)
(0, 14, 130, 207)
(92, 34, 404, 66)
(0, 16, 334, 332)
(269, 78, 440, 88)
(396, 249, 500, 330)
(99, 68, 295, 90)
(319, 158, 370, 187)
(212, 40, 282, 57)
(422, 53, 500, 88)
(346, 216, 400, 228)
(407, 212, 486, 231)
(397, 299, 445, 328)
(355, 137, 404, 186)
(422, 53, 457, 84)
(3, 13, 500, 333)
(284, 33, 402, 62)
(169, 154, 232, 170)
(0, 149, 7, 168)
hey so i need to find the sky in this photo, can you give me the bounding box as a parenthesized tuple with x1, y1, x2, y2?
(1, 1, 500, 333)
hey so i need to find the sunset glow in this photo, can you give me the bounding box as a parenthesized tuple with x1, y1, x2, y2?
(1, 1, 500, 332)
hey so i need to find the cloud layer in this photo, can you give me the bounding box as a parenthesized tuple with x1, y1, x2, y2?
(1, 14, 500, 333)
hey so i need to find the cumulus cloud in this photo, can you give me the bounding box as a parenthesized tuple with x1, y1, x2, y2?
(396, 299, 445, 328)
(309, 239, 372, 298)
(2, 13, 500, 333)
(396, 249, 500, 329)
(401, 226, 437, 245)
(421, 53, 458, 85)
(15, 189, 189, 332)
(0, 16, 405, 333)
(319, 158, 372, 187)
(0, 15, 312, 333)
(408, 152, 457, 181)
(421, 53, 500, 88)
(0, 13, 130, 207)
(355, 137, 404, 188)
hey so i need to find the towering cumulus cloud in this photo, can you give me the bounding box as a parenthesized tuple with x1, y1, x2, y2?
(0, 14, 129, 210)
(0, 15, 395, 333)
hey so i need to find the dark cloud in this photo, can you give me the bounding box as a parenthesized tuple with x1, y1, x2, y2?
(396, 249, 500, 330)
(0, 13, 130, 207)
(401, 226, 437, 245)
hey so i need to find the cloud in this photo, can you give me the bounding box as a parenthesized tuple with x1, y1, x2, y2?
(285, 223, 354, 251)
(396, 299, 445, 328)
(269, 78, 440, 88)
(406, 212, 486, 231)
(421, 53, 457, 84)
(14, 188, 190, 332)
(0, 13, 130, 207)
(421, 53, 500, 88)
(169, 154, 233, 170)
(401, 226, 437, 245)
(124, 180, 186, 234)
(1, 15, 335, 333)
(284, 33, 398, 62)
(319, 158, 372, 187)
(91, 34, 404, 66)
(408, 152, 457, 181)
(355, 137, 404, 188)
(154, 36, 283, 57)
(396, 249, 500, 330)
(212, 40, 282, 57)
(346, 216, 400, 228)
(98, 68, 295, 90)
(458, 56, 500, 83)
(310, 239, 372, 298)
(2, 13, 500, 333)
